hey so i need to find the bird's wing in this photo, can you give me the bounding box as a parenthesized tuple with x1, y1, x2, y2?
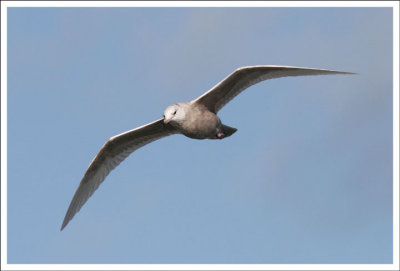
(61, 118, 177, 230)
(194, 65, 355, 113)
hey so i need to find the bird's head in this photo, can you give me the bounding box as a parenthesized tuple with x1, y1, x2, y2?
(163, 103, 185, 125)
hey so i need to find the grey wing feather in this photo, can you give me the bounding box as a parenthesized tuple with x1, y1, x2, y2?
(194, 65, 355, 113)
(61, 118, 177, 230)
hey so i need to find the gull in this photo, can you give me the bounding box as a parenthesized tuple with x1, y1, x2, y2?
(61, 65, 354, 230)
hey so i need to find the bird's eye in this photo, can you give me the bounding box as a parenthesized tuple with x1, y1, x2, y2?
(173, 111, 177, 115)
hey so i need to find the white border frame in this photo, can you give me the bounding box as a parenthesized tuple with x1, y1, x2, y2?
(0, 1, 399, 7)
(1, 1, 399, 270)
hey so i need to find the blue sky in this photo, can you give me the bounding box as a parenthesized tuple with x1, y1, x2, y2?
(6, 7, 393, 264)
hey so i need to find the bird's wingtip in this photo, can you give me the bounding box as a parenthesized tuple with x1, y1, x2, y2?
(335, 70, 358, 75)
(60, 217, 69, 231)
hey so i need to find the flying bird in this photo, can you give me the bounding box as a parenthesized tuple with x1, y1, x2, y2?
(61, 65, 354, 230)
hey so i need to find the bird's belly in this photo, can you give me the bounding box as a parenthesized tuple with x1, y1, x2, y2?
(180, 112, 220, 139)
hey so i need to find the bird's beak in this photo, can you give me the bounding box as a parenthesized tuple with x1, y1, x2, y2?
(163, 118, 170, 124)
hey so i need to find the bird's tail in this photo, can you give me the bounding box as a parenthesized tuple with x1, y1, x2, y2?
(222, 124, 237, 138)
